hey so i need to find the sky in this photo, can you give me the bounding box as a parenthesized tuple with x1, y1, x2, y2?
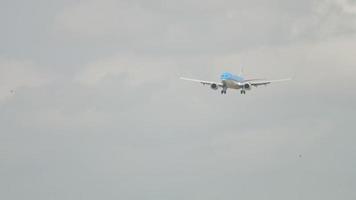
(1, 0, 356, 199)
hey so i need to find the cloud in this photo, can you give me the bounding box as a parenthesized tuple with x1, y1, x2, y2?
(335, 0, 356, 14)
(54, 0, 356, 56)
(1, 0, 356, 199)
(75, 54, 176, 86)
(54, 0, 160, 38)
(0, 58, 49, 101)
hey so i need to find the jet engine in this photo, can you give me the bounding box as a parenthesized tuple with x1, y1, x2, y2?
(243, 83, 251, 90)
(211, 83, 219, 90)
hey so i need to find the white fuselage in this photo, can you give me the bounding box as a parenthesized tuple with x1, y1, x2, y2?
(222, 80, 242, 89)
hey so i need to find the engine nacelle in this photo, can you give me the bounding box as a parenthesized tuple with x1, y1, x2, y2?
(211, 83, 219, 90)
(243, 83, 251, 90)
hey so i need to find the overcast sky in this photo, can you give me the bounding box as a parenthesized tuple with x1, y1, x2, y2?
(1, 0, 356, 199)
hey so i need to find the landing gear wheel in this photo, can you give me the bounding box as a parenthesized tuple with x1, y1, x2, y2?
(221, 90, 227, 94)
(241, 90, 246, 94)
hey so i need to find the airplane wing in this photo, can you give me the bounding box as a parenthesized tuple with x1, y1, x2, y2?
(180, 77, 223, 87)
(246, 78, 292, 87)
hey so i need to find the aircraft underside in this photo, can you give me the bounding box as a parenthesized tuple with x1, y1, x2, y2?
(221, 80, 248, 95)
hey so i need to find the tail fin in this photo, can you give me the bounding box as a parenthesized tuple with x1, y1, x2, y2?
(239, 67, 244, 77)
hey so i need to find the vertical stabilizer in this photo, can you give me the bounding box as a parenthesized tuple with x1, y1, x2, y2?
(239, 67, 244, 77)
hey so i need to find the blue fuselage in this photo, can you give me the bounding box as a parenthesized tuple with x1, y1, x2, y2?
(220, 72, 244, 89)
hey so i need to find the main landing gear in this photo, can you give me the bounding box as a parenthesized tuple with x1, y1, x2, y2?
(240, 90, 246, 94)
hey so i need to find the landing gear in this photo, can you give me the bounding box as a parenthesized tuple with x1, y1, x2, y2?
(240, 90, 246, 94)
(221, 90, 227, 94)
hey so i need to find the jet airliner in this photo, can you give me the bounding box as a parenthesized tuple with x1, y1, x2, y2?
(180, 71, 291, 94)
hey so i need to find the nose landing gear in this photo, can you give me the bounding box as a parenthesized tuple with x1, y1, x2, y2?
(240, 90, 246, 94)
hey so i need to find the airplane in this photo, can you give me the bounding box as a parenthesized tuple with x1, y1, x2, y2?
(180, 71, 291, 94)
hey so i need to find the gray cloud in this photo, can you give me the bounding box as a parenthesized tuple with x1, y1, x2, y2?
(52, 0, 356, 55)
(1, 0, 356, 200)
